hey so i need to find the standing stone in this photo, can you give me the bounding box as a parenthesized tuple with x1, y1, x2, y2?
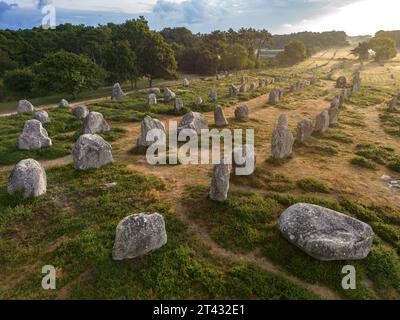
(72, 134, 113, 170)
(17, 100, 34, 114)
(229, 84, 239, 97)
(137, 116, 166, 147)
(148, 93, 157, 106)
(388, 97, 397, 111)
(183, 78, 190, 87)
(232, 144, 256, 176)
(18, 120, 52, 150)
(259, 79, 266, 87)
(174, 98, 184, 112)
(234, 105, 249, 120)
(148, 88, 161, 95)
(112, 213, 167, 261)
(331, 98, 340, 109)
(163, 88, 176, 102)
(195, 96, 203, 106)
(34, 110, 51, 124)
(250, 82, 257, 90)
(209, 90, 218, 101)
(268, 89, 280, 105)
(314, 110, 330, 133)
(59, 99, 69, 108)
(296, 118, 314, 143)
(240, 84, 248, 93)
(112, 83, 126, 101)
(83, 111, 110, 134)
(328, 106, 340, 126)
(214, 105, 229, 127)
(216, 74, 223, 80)
(336, 76, 347, 88)
(278, 203, 374, 261)
(7, 159, 47, 198)
(178, 112, 209, 135)
(209, 159, 230, 202)
(271, 115, 294, 160)
(73, 105, 89, 120)
(240, 76, 246, 84)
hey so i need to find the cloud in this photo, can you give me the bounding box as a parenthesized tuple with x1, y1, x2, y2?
(0, 1, 17, 15)
(36, 0, 52, 9)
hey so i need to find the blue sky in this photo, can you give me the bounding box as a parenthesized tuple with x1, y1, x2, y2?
(0, 0, 398, 35)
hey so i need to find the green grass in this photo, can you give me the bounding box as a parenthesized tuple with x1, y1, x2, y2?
(0, 108, 126, 165)
(347, 86, 394, 106)
(380, 110, 400, 137)
(350, 156, 377, 170)
(296, 178, 330, 193)
(0, 164, 317, 300)
(184, 185, 400, 299)
(315, 130, 354, 144)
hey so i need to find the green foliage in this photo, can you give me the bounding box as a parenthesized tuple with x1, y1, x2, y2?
(350, 156, 377, 170)
(277, 40, 307, 66)
(3, 68, 35, 96)
(32, 51, 104, 97)
(369, 36, 397, 62)
(296, 178, 330, 193)
(222, 44, 249, 71)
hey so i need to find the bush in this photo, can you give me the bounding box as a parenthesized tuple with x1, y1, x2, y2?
(350, 156, 377, 170)
(296, 178, 330, 193)
(3, 68, 35, 96)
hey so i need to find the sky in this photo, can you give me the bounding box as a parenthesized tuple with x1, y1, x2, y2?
(0, 0, 398, 35)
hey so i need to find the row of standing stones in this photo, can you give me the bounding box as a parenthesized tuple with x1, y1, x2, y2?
(8, 76, 374, 262)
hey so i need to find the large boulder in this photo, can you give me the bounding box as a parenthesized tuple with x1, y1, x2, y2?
(214, 105, 228, 127)
(73, 105, 89, 120)
(112, 213, 167, 261)
(148, 87, 161, 95)
(17, 100, 34, 114)
(18, 120, 52, 150)
(234, 104, 249, 120)
(268, 89, 280, 105)
(328, 106, 340, 126)
(34, 110, 51, 124)
(163, 88, 176, 102)
(296, 118, 314, 143)
(112, 83, 126, 101)
(278, 203, 374, 261)
(271, 115, 294, 160)
(7, 159, 47, 198)
(209, 159, 230, 202)
(314, 110, 330, 133)
(137, 116, 166, 147)
(232, 144, 256, 176)
(336, 76, 347, 88)
(83, 111, 110, 134)
(148, 93, 157, 106)
(229, 84, 239, 97)
(178, 112, 209, 135)
(59, 99, 69, 108)
(208, 90, 218, 101)
(72, 134, 113, 170)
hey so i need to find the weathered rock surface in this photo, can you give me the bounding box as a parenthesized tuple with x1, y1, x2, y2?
(330, 98, 340, 109)
(328, 106, 340, 126)
(73, 105, 89, 120)
(183, 78, 190, 87)
(195, 96, 203, 106)
(137, 115, 166, 147)
(271, 115, 294, 159)
(336, 76, 347, 88)
(209, 159, 230, 202)
(148, 93, 157, 105)
(296, 118, 314, 143)
(208, 90, 218, 101)
(148, 88, 161, 95)
(17, 100, 34, 114)
(18, 120, 52, 150)
(234, 105, 249, 120)
(59, 99, 69, 108)
(7, 159, 47, 198)
(268, 89, 280, 105)
(112, 83, 126, 101)
(214, 105, 228, 127)
(34, 110, 51, 124)
(83, 111, 110, 134)
(314, 110, 330, 133)
(249, 82, 257, 90)
(174, 97, 184, 112)
(229, 84, 239, 97)
(278, 203, 374, 261)
(163, 88, 176, 102)
(388, 97, 397, 111)
(72, 134, 113, 170)
(112, 213, 167, 261)
(178, 112, 209, 135)
(232, 144, 256, 176)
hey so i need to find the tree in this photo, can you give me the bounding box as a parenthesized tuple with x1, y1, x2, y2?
(368, 36, 397, 62)
(0, 49, 18, 77)
(222, 44, 249, 71)
(351, 42, 370, 61)
(138, 32, 178, 87)
(3, 68, 35, 96)
(32, 51, 104, 97)
(102, 40, 139, 88)
(278, 40, 307, 65)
